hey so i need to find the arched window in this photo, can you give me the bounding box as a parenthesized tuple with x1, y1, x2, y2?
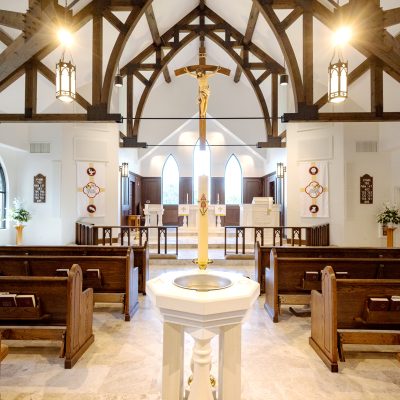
(0, 163, 6, 229)
(225, 154, 242, 204)
(193, 139, 211, 203)
(162, 155, 179, 204)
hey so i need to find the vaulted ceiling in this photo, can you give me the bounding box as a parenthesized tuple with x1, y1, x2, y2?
(0, 0, 400, 148)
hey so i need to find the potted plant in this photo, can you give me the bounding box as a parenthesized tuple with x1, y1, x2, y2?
(377, 204, 400, 228)
(8, 198, 31, 245)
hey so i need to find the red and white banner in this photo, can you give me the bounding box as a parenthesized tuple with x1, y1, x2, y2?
(299, 161, 329, 218)
(77, 162, 106, 217)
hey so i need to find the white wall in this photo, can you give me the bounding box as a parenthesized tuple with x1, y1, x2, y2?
(134, 117, 266, 178)
(287, 121, 393, 246)
(0, 122, 119, 245)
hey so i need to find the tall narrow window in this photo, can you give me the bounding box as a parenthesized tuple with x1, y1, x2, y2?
(162, 155, 179, 204)
(193, 139, 211, 203)
(225, 154, 242, 204)
(0, 163, 6, 229)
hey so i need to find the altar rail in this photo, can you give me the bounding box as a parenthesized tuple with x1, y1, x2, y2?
(75, 222, 178, 256)
(224, 224, 330, 255)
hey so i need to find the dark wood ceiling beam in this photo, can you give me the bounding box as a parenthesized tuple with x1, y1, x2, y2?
(206, 30, 273, 136)
(132, 31, 198, 136)
(103, 9, 127, 32)
(205, 6, 284, 73)
(281, 6, 303, 30)
(254, 0, 304, 107)
(302, 3, 313, 105)
(101, 0, 153, 109)
(36, 61, 90, 110)
(234, 3, 259, 83)
(271, 73, 278, 137)
(383, 8, 400, 28)
(314, 58, 370, 109)
(92, 10, 103, 105)
(282, 111, 400, 122)
(0, 27, 12, 46)
(24, 61, 37, 118)
(145, 5, 171, 83)
(0, 10, 25, 30)
(256, 70, 270, 84)
(127, 73, 134, 136)
(0, 113, 120, 122)
(370, 57, 383, 116)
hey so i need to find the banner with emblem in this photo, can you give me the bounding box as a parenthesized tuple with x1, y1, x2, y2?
(299, 161, 329, 218)
(77, 162, 106, 217)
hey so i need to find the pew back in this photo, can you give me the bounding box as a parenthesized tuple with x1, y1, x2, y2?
(0, 264, 94, 368)
(310, 266, 400, 372)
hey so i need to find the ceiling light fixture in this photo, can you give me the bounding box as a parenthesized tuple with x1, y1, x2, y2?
(114, 66, 123, 87)
(280, 59, 288, 86)
(56, 1, 76, 103)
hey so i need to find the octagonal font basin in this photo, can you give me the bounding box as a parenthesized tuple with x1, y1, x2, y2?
(173, 273, 233, 292)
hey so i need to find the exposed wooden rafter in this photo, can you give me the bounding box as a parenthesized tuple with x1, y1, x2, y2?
(145, 5, 171, 83)
(120, 4, 285, 146)
(234, 3, 259, 83)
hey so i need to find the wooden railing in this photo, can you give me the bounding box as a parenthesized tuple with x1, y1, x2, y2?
(224, 224, 330, 255)
(75, 222, 179, 256)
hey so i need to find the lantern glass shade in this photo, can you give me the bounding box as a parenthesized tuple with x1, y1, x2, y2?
(114, 73, 123, 87)
(279, 73, 288, 86)
(121, 162, 129, 178)
(277, 162, 285, 179)
(56, 60, 76, 103)
(328, 60, 348, 103)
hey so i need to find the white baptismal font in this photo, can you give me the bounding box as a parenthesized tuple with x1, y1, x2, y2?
(147, 175, 259, 400)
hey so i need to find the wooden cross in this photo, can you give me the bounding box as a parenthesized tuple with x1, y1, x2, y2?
(175, 40, 230, 150)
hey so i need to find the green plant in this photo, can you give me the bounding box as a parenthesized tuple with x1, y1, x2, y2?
(377, 204, 400, 225)
(9, 198, 31, 225)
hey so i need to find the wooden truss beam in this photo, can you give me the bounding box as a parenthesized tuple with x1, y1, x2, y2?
(120, 4, 284, 145)
(0, 10, 25, 30)
(383, 8, 400, 28)
(145, 5, 171, 83)
(234, 3, 259, 83)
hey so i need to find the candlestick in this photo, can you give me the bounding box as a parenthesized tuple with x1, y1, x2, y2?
(186, 193, 189, 204)
(198, 175, 208, 269)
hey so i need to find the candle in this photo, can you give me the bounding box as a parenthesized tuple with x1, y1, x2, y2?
(198, 175, 208, 268)
(217, 193, 220, 204)
(186, 193, 189, 204)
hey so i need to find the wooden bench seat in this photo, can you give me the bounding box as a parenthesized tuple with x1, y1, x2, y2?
(0, 264, 94, 369)
(255, 243, 400, 295)
(310, 266, 400, 372)
(0, 244, 149, 295)
(265, 248, 400, 322)
(0, 252, 138, 321)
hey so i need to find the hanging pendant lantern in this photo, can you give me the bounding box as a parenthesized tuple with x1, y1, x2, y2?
(114, 66, 123, 87)
(328, 56, 348, 103)
(279, 73, 288, 86)
(56, 58, 76, 103)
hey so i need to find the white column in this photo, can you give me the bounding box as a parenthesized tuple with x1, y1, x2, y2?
(218, 324, 242, 400)
(187, 330, 215, 400)
(162, 322, 184, 400)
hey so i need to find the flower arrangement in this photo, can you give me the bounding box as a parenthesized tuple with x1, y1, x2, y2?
(9, 198, 31, 226)
(377, 204, 400, 226)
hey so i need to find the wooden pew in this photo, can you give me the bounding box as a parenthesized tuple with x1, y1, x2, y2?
(256, 243, 400, 295)
(265, 248, 400, 322)
(0, 244, 149, 295)
(0, 264, 94, 369)
(310, 266, 400, 372)
(0, 253, 138, 322)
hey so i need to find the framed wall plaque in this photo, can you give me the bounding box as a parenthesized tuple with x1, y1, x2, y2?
(360, 174, 373, 204)
(33, 174, 46, 203)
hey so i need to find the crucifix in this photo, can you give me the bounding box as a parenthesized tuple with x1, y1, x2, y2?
(175, 38, 230, 150)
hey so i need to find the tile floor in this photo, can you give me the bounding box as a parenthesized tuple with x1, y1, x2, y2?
(0, 262, 399, 399)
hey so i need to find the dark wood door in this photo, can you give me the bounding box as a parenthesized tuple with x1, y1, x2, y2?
(243, 178, 263, 204)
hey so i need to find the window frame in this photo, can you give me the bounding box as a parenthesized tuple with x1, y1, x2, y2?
(0, 163, 6, 229)
(162, 154, 180, 205)
(224, 154, 243, 205)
